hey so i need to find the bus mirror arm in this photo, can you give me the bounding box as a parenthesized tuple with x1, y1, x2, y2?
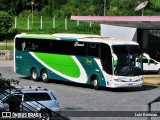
(143, 53, 150, 65)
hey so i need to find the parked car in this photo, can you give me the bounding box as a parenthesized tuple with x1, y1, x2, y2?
(136, 58, 160, 74)
(0, 86, 61, 118)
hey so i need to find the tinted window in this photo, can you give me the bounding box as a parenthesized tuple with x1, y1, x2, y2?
(24, 93, 51, 101)
(15, 38, 87, 56)
(87, 43, 99, 57)
(15, 38, 39, 52)
(143, 59, 148, 63)
(150, 60, 155, 64)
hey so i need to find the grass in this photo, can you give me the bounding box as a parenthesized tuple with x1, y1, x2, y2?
(15, 16, 100, 34)
(0, 45, 13, 50)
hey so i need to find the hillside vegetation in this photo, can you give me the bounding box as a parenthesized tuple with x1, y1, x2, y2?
(1, 0, 160, 17)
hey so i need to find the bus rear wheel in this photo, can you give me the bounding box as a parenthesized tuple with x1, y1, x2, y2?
(91, 76, 100, 90)
(31, 68, 39, 81)
(41, 70, 49, 83)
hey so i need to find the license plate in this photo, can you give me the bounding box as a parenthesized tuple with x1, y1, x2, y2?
(128, 83, 134, 86)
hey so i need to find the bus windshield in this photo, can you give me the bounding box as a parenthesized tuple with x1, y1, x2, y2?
(112, 45, 142, 76)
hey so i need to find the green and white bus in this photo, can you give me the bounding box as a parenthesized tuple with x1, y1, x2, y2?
(14, 33, 150, 89)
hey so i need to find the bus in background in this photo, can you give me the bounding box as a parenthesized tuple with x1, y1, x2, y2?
(14, 33, 150, 89)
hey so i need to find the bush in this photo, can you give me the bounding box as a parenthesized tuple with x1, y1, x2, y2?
(0, 11, 13, 36)
(0, 73, 19, 88)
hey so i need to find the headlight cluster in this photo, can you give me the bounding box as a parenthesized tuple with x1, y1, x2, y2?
(114, 78, 143, 82)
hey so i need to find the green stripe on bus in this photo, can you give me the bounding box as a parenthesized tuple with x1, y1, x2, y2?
(21, 35, 57, 40)
(34, 52, 80, 78)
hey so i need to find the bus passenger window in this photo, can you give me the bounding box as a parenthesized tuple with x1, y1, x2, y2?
(87, 43, 99, 57)
(22, 42, 26, 51)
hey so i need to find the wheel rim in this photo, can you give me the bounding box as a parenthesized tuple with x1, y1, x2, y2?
(42, 72, 47, 80)
(93, 79, 98, 87)
(32, 71, 37, 79)
(41, 110, 50, 119)
(42, 113, 50, 119)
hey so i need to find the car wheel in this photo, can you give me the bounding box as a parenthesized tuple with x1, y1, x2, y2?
(91, 76, 100, 90)
(41, 70, 49, 83)
(41, 109, 51, 119)
(31, 68, 39, 81)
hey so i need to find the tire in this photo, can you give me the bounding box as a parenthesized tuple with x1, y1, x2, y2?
(41, 70, 49, 83)
(91, 76, 100, 90)
(31, 68, 39, 81)
(41, 109, 51, 120)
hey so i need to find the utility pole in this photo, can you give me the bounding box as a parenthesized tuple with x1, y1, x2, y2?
(31, 1, 34, 28)
(104, 0, 106, 16)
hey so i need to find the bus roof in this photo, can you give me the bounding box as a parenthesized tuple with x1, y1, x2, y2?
(52, 33, 138, 45)
(52, 33, 100, 38)
(16, 33, 139, 46)
(78, 37, 138, 46)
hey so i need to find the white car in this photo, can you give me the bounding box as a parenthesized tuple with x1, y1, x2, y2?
(0, 86, 61, 118)
(136, 58, 160, 74)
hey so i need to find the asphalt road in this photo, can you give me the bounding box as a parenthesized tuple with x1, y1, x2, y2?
(0, 61, 160, 120)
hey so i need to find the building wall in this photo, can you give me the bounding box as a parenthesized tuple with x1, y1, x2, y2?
(100, 24, 137, 42)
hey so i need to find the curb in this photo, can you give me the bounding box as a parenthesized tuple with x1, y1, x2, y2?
(143, 75, 160, 85)
(143, 75, 160, 78)
(144, 79, 160, 86)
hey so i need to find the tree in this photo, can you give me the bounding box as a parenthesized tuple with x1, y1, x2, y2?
(94, 0, 104, 15)
(0, 11, 13, 36)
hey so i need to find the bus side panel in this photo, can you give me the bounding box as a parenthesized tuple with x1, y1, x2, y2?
(31, 52, 86, 83)
(29, 52, 105, 85)
(15, 50, 22, 74)
(17, 50, 106, 87)
(76, 56, 106, 87)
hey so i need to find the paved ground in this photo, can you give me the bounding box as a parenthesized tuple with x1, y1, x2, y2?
(0, 61, 160, 120)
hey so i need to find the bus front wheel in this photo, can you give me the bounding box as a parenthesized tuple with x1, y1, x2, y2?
(91, 76, 100, 90)
(31, 68, 39, 81)
(41, 70, 49, 83)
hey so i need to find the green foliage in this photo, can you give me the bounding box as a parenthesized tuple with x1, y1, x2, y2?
(57, 0, 95, 17)
(0, 45, 13, 50)
(0, 73, 19, 88)
(14, 15, 100, 35)
(107, 0, 149, 16)
(93, 0, 104, 15)
(0, 11, 13, 36)
(1, 0, 160, 17)
(149, 0, 160, 12)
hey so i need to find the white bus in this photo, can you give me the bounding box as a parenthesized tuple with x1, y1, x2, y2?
(14, 33, 150, 89)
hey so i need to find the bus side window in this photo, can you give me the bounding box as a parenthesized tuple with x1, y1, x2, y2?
(87, 43, 99, 57)
(22, 42, 26, 51)
(100, 44, 112, 75)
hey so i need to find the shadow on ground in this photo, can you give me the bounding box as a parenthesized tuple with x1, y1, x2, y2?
(20, 77, 158, 93)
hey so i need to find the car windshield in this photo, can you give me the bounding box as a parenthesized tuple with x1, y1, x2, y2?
(112, 45, 142, 76)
